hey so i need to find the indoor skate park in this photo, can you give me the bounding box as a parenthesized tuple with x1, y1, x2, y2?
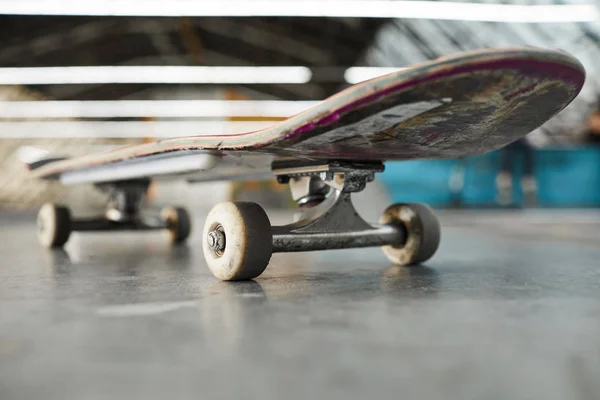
(1, 3, 600, 399)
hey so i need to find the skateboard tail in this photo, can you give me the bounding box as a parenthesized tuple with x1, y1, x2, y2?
(18, 146, 69, 172)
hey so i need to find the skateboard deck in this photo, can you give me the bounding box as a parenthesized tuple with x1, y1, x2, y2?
(28, 47, 585, 185)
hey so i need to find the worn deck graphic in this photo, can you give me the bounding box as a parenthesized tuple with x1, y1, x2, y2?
(29, 47, 585, 184)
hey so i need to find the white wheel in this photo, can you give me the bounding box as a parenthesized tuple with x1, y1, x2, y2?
(202, 201, 272, 281)
(161, 206, 191, 244)
(37, 203, 72, 248)
(379, 203, 440, 265)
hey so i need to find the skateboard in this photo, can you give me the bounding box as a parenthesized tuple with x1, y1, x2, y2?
(29, 47, 585, 281)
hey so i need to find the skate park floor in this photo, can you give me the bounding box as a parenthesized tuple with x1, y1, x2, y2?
(2, 206, 600, 400)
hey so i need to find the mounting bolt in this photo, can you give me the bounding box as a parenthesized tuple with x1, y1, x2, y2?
(277, 175, 290, 184)
(207, 229, 226, 252)
(319, 171, 334, 181)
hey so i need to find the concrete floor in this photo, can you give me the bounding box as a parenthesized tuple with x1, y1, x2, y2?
(1, 209, 600, 400)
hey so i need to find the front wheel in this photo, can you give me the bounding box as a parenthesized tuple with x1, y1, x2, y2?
(202, 201, 272, 281)
(379, 203, 441, 266)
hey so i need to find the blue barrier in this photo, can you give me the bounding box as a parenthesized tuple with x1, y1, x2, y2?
(380, 147, 600, 208)
(379, 159, 459, 208)
(534, 147, 600, 207)
(460, 152, 501, 207)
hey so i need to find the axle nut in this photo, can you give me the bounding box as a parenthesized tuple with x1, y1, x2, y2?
(207, 229, 226, 253)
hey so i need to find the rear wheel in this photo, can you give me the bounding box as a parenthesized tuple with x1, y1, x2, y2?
(37, 203, 72, 248)
(161, 206, 192, 244)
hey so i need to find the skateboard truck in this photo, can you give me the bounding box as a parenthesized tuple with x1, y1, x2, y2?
(202, 161, 441, 281)
(271, 161, 402, 252)
(36, 180, 191, 248)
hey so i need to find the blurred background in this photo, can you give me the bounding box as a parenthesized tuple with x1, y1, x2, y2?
(1, 0, 600, 214)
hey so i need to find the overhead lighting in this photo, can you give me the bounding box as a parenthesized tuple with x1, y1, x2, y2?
(344, 67, 407, 84)
(0, 65, 405, 86)
(0, 121, 275, 139)
(0, 66, 312, 85)
(0, 100, 320, 119)
(0, 0, 596, 22)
